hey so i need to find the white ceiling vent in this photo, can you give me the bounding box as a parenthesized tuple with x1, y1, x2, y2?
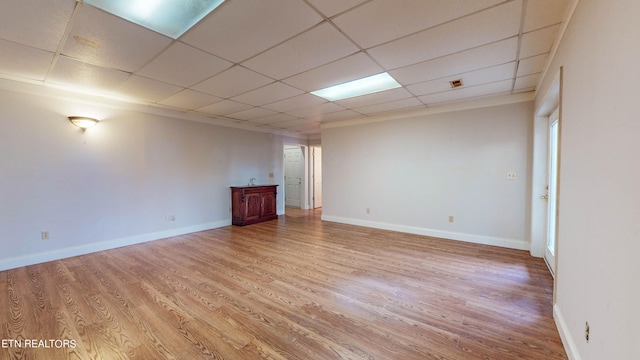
(449, 79, 464, 88)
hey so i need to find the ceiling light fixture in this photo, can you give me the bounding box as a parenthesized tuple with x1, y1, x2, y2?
(69, 116, 99, 130)
(83, 0, 226, 39)
(311, 72, 402, 101)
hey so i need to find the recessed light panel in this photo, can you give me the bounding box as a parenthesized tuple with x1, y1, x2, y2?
(311, 73, 402, 101)
(84, 0, 226, 39)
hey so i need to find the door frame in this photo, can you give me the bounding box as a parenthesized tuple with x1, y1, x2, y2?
(531, 69, 561, 268)
(283, 143, 310, 210)
(544, 109, 560, 275)
(310, 146, 322, 209)
(530, 86, 559, 258)
(531, 68, 563, 311)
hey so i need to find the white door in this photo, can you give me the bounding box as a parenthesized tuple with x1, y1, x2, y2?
(312, 147, 322, 208)
(544, 109, 559, 274)
(284, 146, 303, 207)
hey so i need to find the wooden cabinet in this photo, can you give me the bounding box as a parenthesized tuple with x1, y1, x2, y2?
(231, 185, 278, 226)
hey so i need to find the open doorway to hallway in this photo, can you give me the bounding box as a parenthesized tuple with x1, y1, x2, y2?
(284, 145, 304, 208)
(311, 146, 322, 209)
(283, 144, 322, 212)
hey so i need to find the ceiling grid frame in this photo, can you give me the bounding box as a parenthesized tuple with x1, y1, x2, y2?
(0, 0, 573, 136)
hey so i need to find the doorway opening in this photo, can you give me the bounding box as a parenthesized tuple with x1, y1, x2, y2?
(545, 109, 559, 275)
(311, 146, 322, 209)
(284, 145, 304, 208)
(282, 144, 322, 212)
(530, 69, 561, 277)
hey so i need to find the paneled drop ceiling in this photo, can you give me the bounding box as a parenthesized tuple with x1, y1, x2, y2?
(0, 0, 571, 137)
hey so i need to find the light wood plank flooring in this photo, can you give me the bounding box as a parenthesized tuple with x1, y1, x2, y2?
(0, 208, 566, 359)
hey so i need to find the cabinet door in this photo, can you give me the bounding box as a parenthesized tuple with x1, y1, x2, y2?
(244, 193, 262, 221)
(261, 191, 277, 218)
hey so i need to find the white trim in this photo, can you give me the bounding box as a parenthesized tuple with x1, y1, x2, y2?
(535, 0, 581, 93)
(554, 304, 582, 360)
(0, 220, 231, 272)
(0, 78, 307, 139)
(321, 92, 534, 131)
(535, 71, 560, 117)
(321, 215, 529, 251)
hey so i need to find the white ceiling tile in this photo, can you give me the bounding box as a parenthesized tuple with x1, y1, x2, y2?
(137, 42, 231, 87)
(517, 54, 548, 77)
(114, 75, 182, 103)
(320, 110, 363, 123)
(407, 80, 451, 97)
(419, 79, 513, 105)
(520, 25, 560, 59)
(454, 61, 516, 83)
(196, 100, 253, 116)
(306, 0, 368, 17)
(231, 82, 303, 107)
(288, 128, 320, 135)
(286, 102, 346, 119)
(62, 4, 172, 72)
(523, 0, 569, 32)
(181, 0, 322, 63)
(48, 56, 130, 94)
(0, 0, 573, 136)
(367, 1, 522, 69)
(514, 86, 536, 94)
(390, 37, 518, 86)
(514, 74, 540, 90)
(227, 107, 278, 121)
(158, 89, 222, 110)
(334, 87, 415, 108)
(0, 0, 75, 52)
(287, 123, 321, 133)
(192, 66, 274, 99)
(242, 23, 359, 80)
(263, 94, 327, 113)
(269, 118, 315, 128)
(298, 129, 321, 135)
(334, 0, 503, 49)
(355, 97, 424, 115)
(283, 52, 383, 92)
(408, 62, 515, 96)
(249, 113, 300, 125)
(0, 40, 54, 81)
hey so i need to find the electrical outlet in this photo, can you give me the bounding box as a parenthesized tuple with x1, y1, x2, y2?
(448, 216, 454, 223)
(41, 231, 49, 240)
(506, 172, 517, 180)
(585, 321, 590, 342)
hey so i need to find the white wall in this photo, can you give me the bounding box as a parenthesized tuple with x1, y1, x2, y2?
(536, 1, 640, 359)
(322, 101, 533, 250)
(0, 84, 290, 271)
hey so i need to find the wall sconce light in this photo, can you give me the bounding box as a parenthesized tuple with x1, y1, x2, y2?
(68, 116, 99, 130)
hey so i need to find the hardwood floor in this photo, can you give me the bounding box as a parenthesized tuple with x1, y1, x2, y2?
(0, 209, 566, 359)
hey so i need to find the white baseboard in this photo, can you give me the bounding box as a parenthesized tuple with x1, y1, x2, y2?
(321, 215, 529, 251)
(0, 219, 231, 272)
(554, 304, 581, 360)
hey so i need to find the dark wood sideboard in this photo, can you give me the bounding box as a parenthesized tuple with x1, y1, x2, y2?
(230, 185, 278, 226)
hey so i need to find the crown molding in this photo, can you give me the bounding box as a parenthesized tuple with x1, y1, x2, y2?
(0, 77, 309, 140)
(321, 92, 534, 130)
